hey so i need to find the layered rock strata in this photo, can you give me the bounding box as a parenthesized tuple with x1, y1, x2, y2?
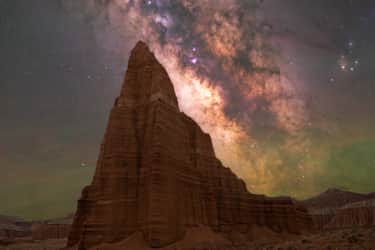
(0, 216, 31, 240)
(67, 41, 314, 249)
(300, 189, 371, 211)
(325, 199, 375, 229)
(32, 215, 73, 240)
(308, 208, 336, 231)
(300, 189, 375, 230)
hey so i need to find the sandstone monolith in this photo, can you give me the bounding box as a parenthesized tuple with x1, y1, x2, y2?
(67, 41, 314, 249)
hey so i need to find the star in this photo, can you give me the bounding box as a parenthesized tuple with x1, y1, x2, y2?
(191, 57, 198, 64)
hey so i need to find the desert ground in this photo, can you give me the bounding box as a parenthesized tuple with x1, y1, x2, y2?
(0, 239, 66, 250)
(2, 227, 375, 250)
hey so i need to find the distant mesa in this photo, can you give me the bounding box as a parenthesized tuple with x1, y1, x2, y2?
(0, 215, 31, 242)
(299, 189, 375, 230)
(65, 41, 315, 249)
(0, 214, 72, 246)
(301, 188, 370, 211)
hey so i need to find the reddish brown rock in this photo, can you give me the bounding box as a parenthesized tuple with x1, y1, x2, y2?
(67, 41, 315, 249)
(300, 189, 375, 230)
(325, 199, 375, 229)
(31, 223, 70, 241)
(0, 216, 31, 240)
(31, 214, 73, 240)
(308, 208, 336, 231)
(300, 188, 369, 211)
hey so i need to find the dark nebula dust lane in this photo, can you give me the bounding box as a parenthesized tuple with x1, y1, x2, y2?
(1, 0, 375, 219)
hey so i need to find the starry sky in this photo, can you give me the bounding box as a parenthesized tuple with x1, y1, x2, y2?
(1, 0, 375, 220)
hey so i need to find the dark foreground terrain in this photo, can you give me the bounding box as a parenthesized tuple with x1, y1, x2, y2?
(0, 239, 66, 250)
(258, 227, 375, 250)
(2, 227, 375, 250)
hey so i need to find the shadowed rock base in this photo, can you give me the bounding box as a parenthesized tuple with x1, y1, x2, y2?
(66, 41, 314, 250)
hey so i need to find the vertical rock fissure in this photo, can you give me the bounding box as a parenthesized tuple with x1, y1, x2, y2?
(133, 107, 142, 199)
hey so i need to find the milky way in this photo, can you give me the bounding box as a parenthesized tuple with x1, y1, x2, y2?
(1, 0, 375, 219)
(62, 0, 313, 194)
(62, 0, 375, 196)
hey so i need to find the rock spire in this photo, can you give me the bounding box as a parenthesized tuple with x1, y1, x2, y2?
(67, 41, 314, 249)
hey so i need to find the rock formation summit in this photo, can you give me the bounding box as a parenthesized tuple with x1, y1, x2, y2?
(67, 41, 314, 249)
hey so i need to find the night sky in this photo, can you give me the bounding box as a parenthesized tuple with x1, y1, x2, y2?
(1, 0, 375, 219)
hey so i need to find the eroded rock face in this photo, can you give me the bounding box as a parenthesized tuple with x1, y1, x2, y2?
(67, 41, 314, 249)
(308, 208, 336, 231)
(0, 216, 31, 240)
(32, 214, 73, 240)
(300, 189, 375, 230)
(32, 223, 70, 240)
(300, 189, 370, 211)
(325, 199, 375, 229)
